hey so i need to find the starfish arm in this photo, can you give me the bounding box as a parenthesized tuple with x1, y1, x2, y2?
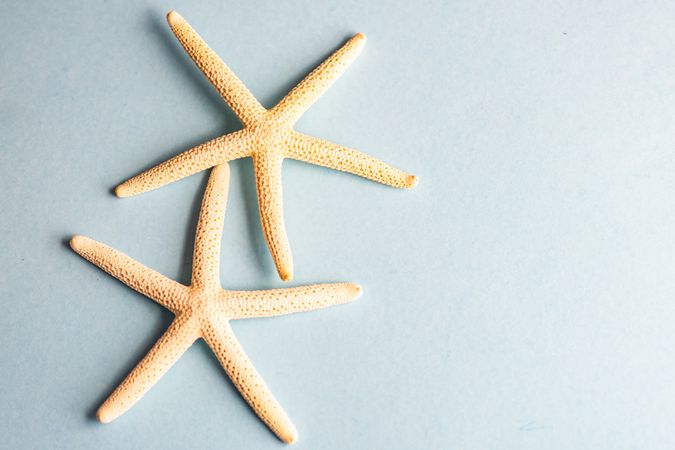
(271, 33, 366, 126)
(70, 235, 189, 314)
(191, 164, 229, 291)
(202, 320, 298, 444)
(253, 152, 294, 281)
(286, 131, 418, 188)
(97, 314, 199, 423)
(166, 11, 265, 126)
(115, 130, 252, 197)
(222, 283, 362, 319)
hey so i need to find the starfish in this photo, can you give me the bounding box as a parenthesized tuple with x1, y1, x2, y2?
(114, 11, 418, 282)
(71, 163, 362, 444)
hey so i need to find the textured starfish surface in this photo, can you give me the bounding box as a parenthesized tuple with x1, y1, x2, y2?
(115, 11, 418, 282)
(71, 164, 362, 444)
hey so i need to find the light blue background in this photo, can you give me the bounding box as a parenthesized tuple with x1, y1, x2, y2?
(3, 0, 675, 448)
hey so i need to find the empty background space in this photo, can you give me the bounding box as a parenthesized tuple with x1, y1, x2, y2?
(2, 0, 675, 448)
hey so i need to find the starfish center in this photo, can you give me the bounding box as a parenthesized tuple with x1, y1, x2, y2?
(249, 115, 290, 154)
(187, 289, 219, 318)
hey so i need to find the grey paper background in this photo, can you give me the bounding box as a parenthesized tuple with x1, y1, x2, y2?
(3, 0, 675, 448)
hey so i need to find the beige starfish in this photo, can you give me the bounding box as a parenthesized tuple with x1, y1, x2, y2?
(114, 11, 418, 282)
(71, 164, 361, 444)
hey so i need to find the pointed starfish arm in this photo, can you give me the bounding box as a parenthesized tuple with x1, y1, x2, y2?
(223, 283, 362, 319)
(286, 131, 418, 188)
(70, 235, 189, 313)
(167, 11, 265, 126)
(271, 33, 366, 125)
(202, 321, 298, 443)
(191, 164, 229, 290)
(97, 315, 199, 423)
(253, 153, 294, 281)
(115, 130, 252, 197)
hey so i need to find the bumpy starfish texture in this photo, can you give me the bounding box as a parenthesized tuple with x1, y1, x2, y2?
(72, 164, 361, 444)
(115, 11, 418, 282)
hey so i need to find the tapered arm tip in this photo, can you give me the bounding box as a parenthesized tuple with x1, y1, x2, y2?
(279, 267, 293, 282)
(406, 175, 419, 188)
(96, 406, 115, 424)
(166, 10, 182, 26)
(70, 235, 89, 252)
(281, 427, 298, 444)
(114, 182, 132, 198)
(350, 33, 367, 55)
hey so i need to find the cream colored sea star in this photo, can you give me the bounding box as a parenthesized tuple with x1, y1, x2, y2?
(71, 164, 361, 443)
(114, 11, 418, 282)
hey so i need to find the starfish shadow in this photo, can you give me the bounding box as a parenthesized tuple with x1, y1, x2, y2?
(145, 8, 240, 130)
(233, 158, 277, 279)
(176, 172, 210, 285)
(261, 33, 358, 109)
(60, 237, 72, 250)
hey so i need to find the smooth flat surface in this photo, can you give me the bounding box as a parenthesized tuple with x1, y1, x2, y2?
(3, 1, 675, 448)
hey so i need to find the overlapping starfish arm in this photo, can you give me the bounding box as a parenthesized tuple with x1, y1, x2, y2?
(97, 314, 199, 423)
(70, 235, 190, 314)
(115, 130, 252, 197)
(286, 131, 418, 188)
(202, 320, 298, 444)
(191, 164, 229, 291)
(167, 11, 265, 126)
(253, 152, 294, 281)
(271, 33, 366, 126)
(221, 282, 362, 319)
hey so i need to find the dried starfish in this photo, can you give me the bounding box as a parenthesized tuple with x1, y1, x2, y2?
(115, 11, 418, 282)
(71, 164, 361, 443)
